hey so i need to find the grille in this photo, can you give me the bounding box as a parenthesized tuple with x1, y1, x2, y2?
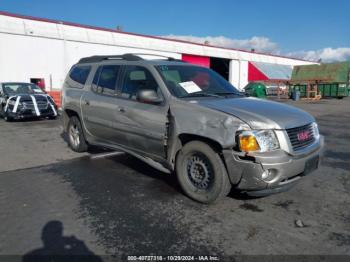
(23, 101, 48, 110)
(286, 123, 315, 151)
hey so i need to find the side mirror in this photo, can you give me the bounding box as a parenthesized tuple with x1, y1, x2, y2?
(137, 89, 163, 104)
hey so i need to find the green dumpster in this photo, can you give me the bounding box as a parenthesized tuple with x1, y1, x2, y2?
(291, 62, 350, 99)
(290, 83, 349, 98)
(244, 82, 267, 98)
(317, 83, 349, 98)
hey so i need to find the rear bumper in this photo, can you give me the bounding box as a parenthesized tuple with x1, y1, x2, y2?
(223, 136, 324, 196)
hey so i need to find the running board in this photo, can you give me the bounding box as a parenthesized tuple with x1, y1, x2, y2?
(89, 143, 171, 174)
(90, 151, 125, 160)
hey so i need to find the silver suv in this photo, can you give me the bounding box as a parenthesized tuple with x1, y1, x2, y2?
(62, 54, 324, 203)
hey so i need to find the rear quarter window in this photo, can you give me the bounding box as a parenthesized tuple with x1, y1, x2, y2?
(68, 66, 92, 88)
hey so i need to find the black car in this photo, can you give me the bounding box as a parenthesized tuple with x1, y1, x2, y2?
(0, 82, 58, 121)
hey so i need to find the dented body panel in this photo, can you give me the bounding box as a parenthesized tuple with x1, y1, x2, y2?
(168, 97, 243, 149)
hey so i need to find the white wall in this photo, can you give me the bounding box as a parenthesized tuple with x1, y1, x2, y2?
(229, 60, 240, 88)
(0, 13, 316, 90)
(229, 60, 250, 90)
(0, 33, 181, 90)
(0, 33, 65, 89)
(239, 61, 249, 89)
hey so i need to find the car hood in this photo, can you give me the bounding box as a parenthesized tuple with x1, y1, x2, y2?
(196, 97, 315, 129)
(7, 93, 49, 100)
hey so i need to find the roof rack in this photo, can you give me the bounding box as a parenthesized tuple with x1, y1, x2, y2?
(78, 53, 185, 64)
(78, 54, 143, 64)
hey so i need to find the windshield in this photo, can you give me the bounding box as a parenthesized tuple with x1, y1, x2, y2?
(2, 83, 44, 95)
(156, 65, 241, 98)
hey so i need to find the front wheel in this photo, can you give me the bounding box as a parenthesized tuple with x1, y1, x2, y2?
(3, 109, 12, 122)
(176, 141, 231, 204)
(67, 116, 88, 152)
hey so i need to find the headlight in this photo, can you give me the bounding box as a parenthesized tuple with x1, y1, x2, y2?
(238, 130, 280, 152)
(8, 100, 16, 106)
(312, 122, 320, 140)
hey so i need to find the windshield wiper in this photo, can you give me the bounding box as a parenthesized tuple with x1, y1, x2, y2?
(214, 92, 243, 97)
(180, 92, 221, 98)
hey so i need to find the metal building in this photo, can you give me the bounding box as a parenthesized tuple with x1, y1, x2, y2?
(0, 11, 316, 92)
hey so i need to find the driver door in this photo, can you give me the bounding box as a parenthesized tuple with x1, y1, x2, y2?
(113, 65, 168, 158)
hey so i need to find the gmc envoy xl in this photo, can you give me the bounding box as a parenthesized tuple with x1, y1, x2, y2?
(62, 54, 324, 203)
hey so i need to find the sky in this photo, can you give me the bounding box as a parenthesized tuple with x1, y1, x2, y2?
(1, 0, 349, 62)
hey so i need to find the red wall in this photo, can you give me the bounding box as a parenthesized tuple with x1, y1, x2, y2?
(182, 54, 210, 68)
(47, 91, 62, 107)
(248, 62, 269, 81)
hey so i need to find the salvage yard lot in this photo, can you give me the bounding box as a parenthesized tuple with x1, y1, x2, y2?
(0, 99, 349, 259)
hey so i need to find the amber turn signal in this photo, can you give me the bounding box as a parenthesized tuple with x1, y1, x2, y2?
(239, 134, 260, 152)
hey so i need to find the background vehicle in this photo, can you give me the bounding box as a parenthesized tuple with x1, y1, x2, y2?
(0, 82, 58, 121)
(62, 54, 324, 203)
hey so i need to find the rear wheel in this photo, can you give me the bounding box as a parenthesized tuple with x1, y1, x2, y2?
(176, 141, 231, 204)
(67, 116, 88, 152)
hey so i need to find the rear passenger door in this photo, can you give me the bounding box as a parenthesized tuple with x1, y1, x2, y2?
(114, 65, 168, 158)
(81, 64, 125, 142)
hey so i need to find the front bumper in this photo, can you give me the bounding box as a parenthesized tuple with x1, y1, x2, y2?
(223, 136, 324, 196)
(7, 107, 57, 119)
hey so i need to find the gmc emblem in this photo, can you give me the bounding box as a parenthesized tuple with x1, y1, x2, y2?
(297, 131, 310, 141)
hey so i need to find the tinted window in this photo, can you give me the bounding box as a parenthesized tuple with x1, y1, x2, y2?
(70, 66, 91, 86)
(92, 65, 120, 96)
(121, 66, 159, 100)
(91, 67, 102, 92)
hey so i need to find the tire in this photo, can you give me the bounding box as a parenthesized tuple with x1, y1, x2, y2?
(67, 116, 88, 152)
(175, 141, 231, 204)
(3, 109, 12, 122)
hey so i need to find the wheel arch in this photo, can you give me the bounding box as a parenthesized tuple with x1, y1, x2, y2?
(168, 133, 225, 170)
(63, 108, 81, 132)
(178, 133, 223, 152)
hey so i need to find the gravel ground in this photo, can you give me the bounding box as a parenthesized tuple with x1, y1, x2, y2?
(0, 98, 349, 261)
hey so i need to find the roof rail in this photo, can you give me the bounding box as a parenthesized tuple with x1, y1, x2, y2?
(78, 54, 143, 64)
(78, 53, 185, 64)
(129, 53, 182, 61)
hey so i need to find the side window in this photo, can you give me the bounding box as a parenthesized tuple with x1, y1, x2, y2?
(91, 67, 102, 92)
(69, 66, 91, 87)
(92, 65, 120, 96)
(121, 66, 160, 100)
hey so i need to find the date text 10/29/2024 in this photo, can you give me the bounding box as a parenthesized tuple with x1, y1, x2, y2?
(127, 255, 220, 261)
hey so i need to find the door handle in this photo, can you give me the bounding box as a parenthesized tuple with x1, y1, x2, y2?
(84, 100, 90, 106)
(118, 107, 126, 113)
